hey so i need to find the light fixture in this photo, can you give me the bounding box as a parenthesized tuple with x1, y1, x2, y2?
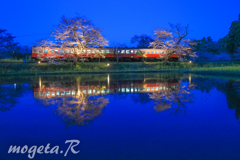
(107, 63, 110, 66)
(38, 61, 41, 64)
(189, 61, 192, 63)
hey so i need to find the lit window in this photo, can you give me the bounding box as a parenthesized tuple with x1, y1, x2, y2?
(143, 88, 146, 91)
(126, 50, 130, 54)
(156, 51, 158, 54)
(71, 49, 74, 53)
(72, 90, 75, 95)
(160, 87, 162, 90)
(40, 92, 44, 96)
(135, 88, 137, 91)
(118, 50, 120, 53)
(33, 49, 37, 53)
(143, 51, 146, 53)
(155, 87, 158, 90)
(101, 50, 105, 53)
(55, 49, 58, 53)
(61, 91, 65, 95)
(87, 50, 91, 53)
(101, 89, 105, 93)
(66, 91, 70, 95)
(44, 49, 48, 53)
(160, 51, 163, 54)
(96, 50, 100, 53)
(65, 49, 69, 53)
(152, 51, 154, 54)
(151, 87, 154, 90)
(135, 50, 137, 54)
(93, 89, 95, 93)
(106, 89, 110, 93)
(138, 87, 141, 91)
(46, 92, 50, 96)
(121, 50, 125, 54)
(131, 88, 133, 92)
(97, 90, 100, 94)
(147, 51, 150, 54)
(163, 87, 165, 90)
(92, 50, 95, 53)
(82, 50, 86, 53)
(106, 50, 109, 53)
(50, 49, 54, 53)
(122, 88, 125, 92)
(131, 50, 134, 53)
(60, 49, 64, 53)
(56, 91, 60, 96)
(88, 90, 92, 94)
(52, 92, 55, 96)
(39, 50, 43, 53)
(83, 90, 86, 94)
(147, 87, 150, 91)
(126, 88, 130, 92)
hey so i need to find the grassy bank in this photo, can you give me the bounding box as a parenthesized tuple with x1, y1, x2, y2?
(0, 61, 240, 76)
(0, 58, 36, 63)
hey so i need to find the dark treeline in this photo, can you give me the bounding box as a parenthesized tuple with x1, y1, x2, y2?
(194, 14, 240, 55)
(0, 29, 31, 59)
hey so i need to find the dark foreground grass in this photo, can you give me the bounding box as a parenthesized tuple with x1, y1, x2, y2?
(0, 61, 240, 76)
(0, 58, 36, 63)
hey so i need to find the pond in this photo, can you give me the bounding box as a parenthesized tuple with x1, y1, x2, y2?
(0, 73, 240, 160)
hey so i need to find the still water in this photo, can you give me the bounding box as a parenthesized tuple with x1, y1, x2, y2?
(0, 73, 240, 160)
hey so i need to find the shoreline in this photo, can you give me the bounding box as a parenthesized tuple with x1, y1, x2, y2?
(1, 61, 240, 77)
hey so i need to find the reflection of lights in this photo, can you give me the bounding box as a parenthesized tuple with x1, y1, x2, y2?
(14, 83, 16, 89)
(107, 74, 110, 86)
(39, 77, 41, 88)
(38, 61, 41, 64)
(189, 74, 191, 84)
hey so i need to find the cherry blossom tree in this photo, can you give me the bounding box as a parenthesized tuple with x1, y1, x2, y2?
(149, 23, 197, 62)
(52, 15, 108, 65)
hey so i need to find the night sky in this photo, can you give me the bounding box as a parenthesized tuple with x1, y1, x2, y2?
(1, 0, 239, 47)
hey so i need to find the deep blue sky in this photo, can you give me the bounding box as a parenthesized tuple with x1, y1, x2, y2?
(1, 0, 239, 47)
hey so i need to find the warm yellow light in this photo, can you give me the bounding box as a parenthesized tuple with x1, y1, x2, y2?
(189, 61, 192, 63)
(39, 77, 41, 88)
(107, 63, 110, 66)
(38, 61, 41, 64)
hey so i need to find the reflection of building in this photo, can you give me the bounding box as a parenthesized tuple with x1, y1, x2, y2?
(33, 78, 180, 99)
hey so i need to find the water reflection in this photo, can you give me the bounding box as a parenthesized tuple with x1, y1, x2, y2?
(0, 83, 31, 112)
(149, 78, 195, 114)
(2, 74, 240, 160)
(192, 77, 240, 119)
(31, 74, 191, 126)
(1, 73, 240, 125)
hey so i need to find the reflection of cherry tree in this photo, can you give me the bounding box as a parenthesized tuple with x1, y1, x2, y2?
(57, 89, 109, 126)
(36, 79, 109, 126)
(149, 81, 195, 114)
